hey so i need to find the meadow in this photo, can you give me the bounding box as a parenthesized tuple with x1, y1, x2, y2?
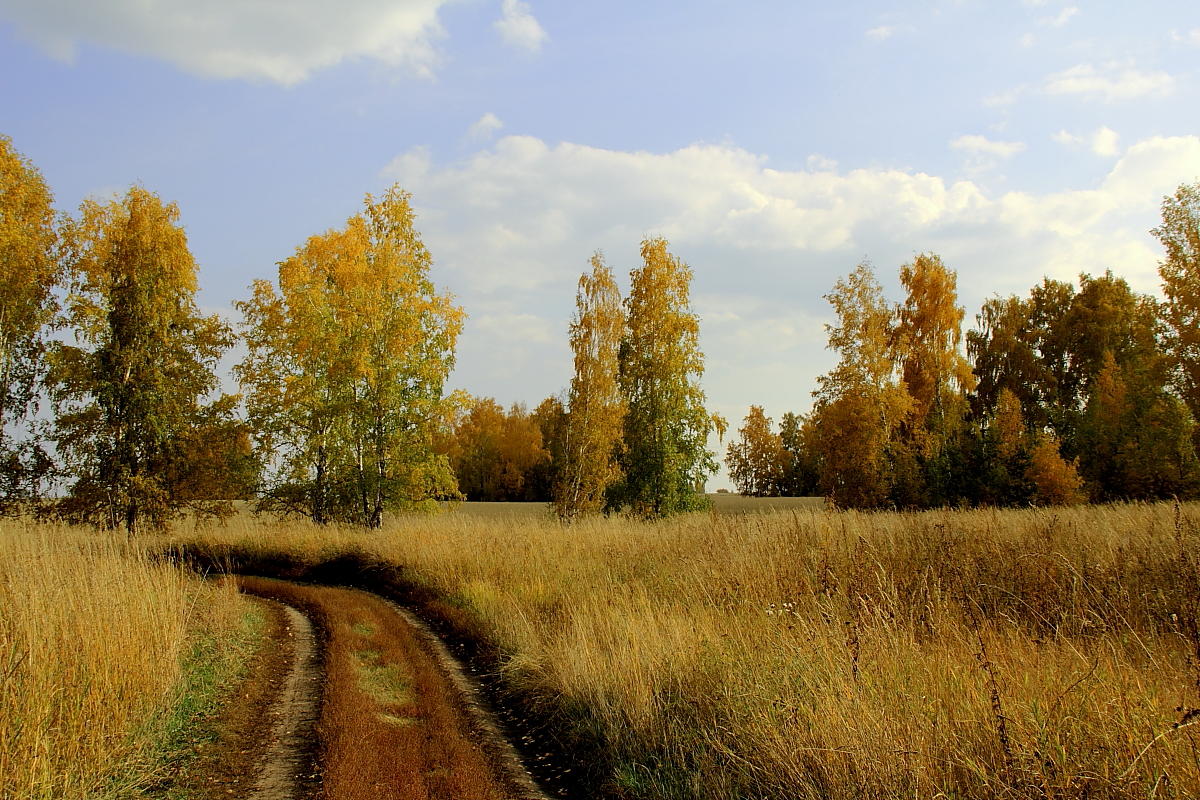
(0, 521, 259, 800)
(174, 499, 1200, 799)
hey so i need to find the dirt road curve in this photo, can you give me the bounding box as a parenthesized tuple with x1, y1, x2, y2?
(197, 577, 554, 800)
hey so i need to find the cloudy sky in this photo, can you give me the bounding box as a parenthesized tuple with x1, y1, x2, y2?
(2, 0, 1198, 487)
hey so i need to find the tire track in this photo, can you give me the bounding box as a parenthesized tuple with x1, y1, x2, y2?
(251, 602, 321, 800)
(236, 577, 556, 800)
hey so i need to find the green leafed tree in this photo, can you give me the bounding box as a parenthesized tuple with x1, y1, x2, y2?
(50, 186, 236, 532)
(615, 237, 715, 517)
(237, 186, 463, 525)
(555, 252, 625, 520)
(0, 135, 60, 509)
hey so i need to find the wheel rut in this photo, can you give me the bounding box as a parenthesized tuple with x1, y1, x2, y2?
(252, 602, 321, 799)
(235, 576, 555, 800)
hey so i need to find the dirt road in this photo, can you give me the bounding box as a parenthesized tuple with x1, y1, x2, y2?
(189, 577, 552, 800)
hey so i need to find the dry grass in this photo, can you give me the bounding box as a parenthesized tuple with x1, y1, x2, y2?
(184, 502, 1200, 799)
(0, 520, 254, 800)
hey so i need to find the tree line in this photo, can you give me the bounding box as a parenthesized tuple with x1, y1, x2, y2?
(0, 134, 721, 529)
(6, 130, 1198, 526)
(724, 189, 1200, 508)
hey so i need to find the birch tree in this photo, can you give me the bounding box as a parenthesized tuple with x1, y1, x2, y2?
(51, 186, 234, 532)
(616, 238, 715, 517)
(238, 186, 462, 525)
(555, 253, 625, 519)
(0, 136, 59, 508)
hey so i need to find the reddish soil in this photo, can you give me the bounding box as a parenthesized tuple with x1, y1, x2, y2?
(235, 577, 550, 800)
(175, 593, 322, 799)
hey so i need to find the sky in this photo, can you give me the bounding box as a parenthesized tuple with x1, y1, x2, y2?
(1, 0, 1198, 488)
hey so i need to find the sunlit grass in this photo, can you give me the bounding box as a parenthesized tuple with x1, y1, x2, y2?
(182, 501, 1200, 799)
(0, 521, 255, 800)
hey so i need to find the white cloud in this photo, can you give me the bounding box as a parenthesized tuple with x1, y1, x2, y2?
(467, 112, 505, 142)
(494, 0, 547, 53)
(1019, 32, 1036, 47)
(806, 154, 838, 172)
(984, 86, 1025, 107)
(950, 135, 1026, 159)
(1091, 126, 1120, 156)
(1170, 28, 1200, 46)
(0, 0, 452, 84)
(1039, 6, 1078, 27)
(379, 135, 1200, 417)
(866, 26, 894, 41)
(1051, 126, 1121, 157)
(1044, 61, 1175, 102)
(1052, 129, 1083, 146)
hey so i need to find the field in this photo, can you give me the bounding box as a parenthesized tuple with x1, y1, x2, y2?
(0, 521, 258, 799)
(169, 499, 1200, 799)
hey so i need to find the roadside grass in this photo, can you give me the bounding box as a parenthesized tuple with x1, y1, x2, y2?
(0, 522, 259, 800)
(179, 501, 1200, 799)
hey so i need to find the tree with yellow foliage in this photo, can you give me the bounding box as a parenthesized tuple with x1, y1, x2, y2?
(616, 238, 715, 516)
(556, 253, 625, 519)
(1027, 432, 1086, 506)
(1154, 182, 1200, 428)
(725, 405, 784, 496)
(50, 187, 235, 532)
(445, 396, 549, 501)
(0, 136, 59, 509)
(238, 187, 463, 525)
(812, 262, 912, 508)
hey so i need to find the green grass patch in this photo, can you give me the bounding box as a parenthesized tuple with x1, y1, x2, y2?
(102, 603, 266, 799)
(354, 649, 414, 710)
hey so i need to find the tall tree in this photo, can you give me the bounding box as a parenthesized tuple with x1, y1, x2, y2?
(50, 186, 234, 532)
(725, 405, 784, 496)
(812, 262, 912, 508)
(894, 253, 975, 436)
(0, 136, 59, 509)
(892, 253, 976, 506)
(556, 253, 625, 520)
(616, 237, 715, 517)
(238, 186, 463, 525)
(1153, 182, 1200, 426)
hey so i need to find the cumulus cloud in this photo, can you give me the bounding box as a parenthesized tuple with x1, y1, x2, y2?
(494, 0, 547, 53)
(1052, 129, 1083, 146)
(1171, 28, 1200, 46)
(1091, 126, 1120, 156)
(1044, 61, 1175, 102)
(1052, 126, 1121, 156)
(0, 0, 451, 84)
(1039, 6, 1079, 27)
(467, 112, 505, 142)
(866, 26, 895, 41)
(379, 134, 1200, 422)
(950, 135, 1026, 159)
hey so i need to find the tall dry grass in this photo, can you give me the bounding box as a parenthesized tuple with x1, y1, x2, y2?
(0, 520, 253, 800)
(185, 502, 1200, 799)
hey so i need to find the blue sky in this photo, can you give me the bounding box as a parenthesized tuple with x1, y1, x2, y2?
(1, 0, 1198, 487)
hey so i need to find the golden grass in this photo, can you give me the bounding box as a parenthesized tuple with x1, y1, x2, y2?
(0, 520, 254, 800)
(187, 502, 1200, 799)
